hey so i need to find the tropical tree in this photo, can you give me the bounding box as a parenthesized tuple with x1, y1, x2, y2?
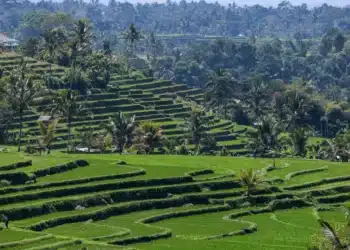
(51, 89, 83, 152)
(243, 76, 270, 120)
(78, 126, 95, 153)
(133, 121, 163, 154)
(290, 127, 310, 157)
(37, 119, 58, 154)
(239, 168, 261, 197)
(181, 107, 209, 153)
(123, 23, 143, 56)
(0, 104, 14, 144)
(205, 69, 236, 118)
(284, 81, 313, 131)
(247, 116, 283, 165)
(68, 19, 93, 66)
(40, 28, 66, 72)
(104, 112, 136, 154)
(63, 66, 90, 93)
(0, 59, 39, 152)
(72, 19, 93, 54)
(310, 207, 350, 250)
(319, 129, 350, 161)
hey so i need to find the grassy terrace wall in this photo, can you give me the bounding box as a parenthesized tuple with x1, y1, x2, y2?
(2, 52, 246, 153)
(1, 154, 350, 250)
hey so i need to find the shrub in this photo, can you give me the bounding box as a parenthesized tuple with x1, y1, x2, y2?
(33, 160, 89, 178)
(0, 169, 146, 196)
(0, 160, 32, 171)
(185, 169, 214, 177)
(0, 172, 32, 185)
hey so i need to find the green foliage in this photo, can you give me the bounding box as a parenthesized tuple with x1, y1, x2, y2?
(181, 107, 209, 148)
(37, 120, 58, 152)
(247, 115, 283, 156)
(51, 89, 83, 152)
(239, 168, 261, 197)
(0, 58, 40, 152)
(290, 127, 310, 157)
(133, 121, 163, 154)
(104, 112, 136, 153)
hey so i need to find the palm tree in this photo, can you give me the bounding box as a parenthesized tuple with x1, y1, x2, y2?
(205, 69, 236, 118)
(290, 127, 310, 157)
(239, 168, 261, 197)
(284, 81, 313, 131)
(0, 104, 14, 144)
(133, 121, 163, 154)
(123, 23, 143, 56)
(104, 112, 136, 154)
(37, 120, 58, 154)
(40, 28, 66, 73)
(0, 59, 39, 152)
(51, 89, 83, 152)
(63, 66, 89, 93)
(247, 116, 283, 165)
(181, 107, 209, 153)
(69, 19, 93, 66)
(312, 207, 350, 250)
(78, 126, 95, 153)
(73, 19, 93, 53)
(244, 76, 270, 120)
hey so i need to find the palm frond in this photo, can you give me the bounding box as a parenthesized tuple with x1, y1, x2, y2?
(318, 219, 343, 248)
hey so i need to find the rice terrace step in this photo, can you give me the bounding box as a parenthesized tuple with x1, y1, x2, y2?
(0, 152, 349, 250)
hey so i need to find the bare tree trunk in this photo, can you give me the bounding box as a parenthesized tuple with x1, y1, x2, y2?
(67, 118, 71, 153)
(18, 112, 23, 152)
(224, 102, 227, 119)
(119, 142, 123, 155)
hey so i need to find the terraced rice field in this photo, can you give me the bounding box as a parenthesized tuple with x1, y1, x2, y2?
(0, 53, 252, 154)
(0, 151, 349, 249)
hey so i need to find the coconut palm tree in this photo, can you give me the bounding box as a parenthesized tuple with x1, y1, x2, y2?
(181, 107, 209, 153)
(123, 23, 143, 56)
(37, 119, 58, 154)
(68, 19, 93, 66)
(239, 168, 261, 197)
(312, 207, 350, 250)
(205, 69, 236, 118)
(51, 89, 83, 152)
(40, 28, 66, 73)
(0, 104, 14, 144)
(0, 58, 39, 152)
(73, 19, 93, 53)
(284, 81, 313, 131)
(290, 127, 310, 157)
(104, 112, 136, 154)
(133, 121, 163, 154)
(244, 76, 270, 120)
(247, 116, 283, 165)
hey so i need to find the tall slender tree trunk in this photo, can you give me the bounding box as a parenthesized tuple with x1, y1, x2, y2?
(18, 112, 23, 152)
(224, 101, 227, 119)
(119, 142, 123, 155)
(67, 118, 71, 153)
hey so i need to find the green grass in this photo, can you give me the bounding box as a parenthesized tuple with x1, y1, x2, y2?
(46, 222, 123, 239)
(2, 149, 350, 249)
(0, 229, 43, 243)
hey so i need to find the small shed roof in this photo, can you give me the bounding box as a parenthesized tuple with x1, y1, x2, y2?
(38, 116, 53, 122)
(0, 33, 19, 46)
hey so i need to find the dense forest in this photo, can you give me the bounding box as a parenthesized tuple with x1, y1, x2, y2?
(1, 0, 350, 159)
(1, 0, 350, 39)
